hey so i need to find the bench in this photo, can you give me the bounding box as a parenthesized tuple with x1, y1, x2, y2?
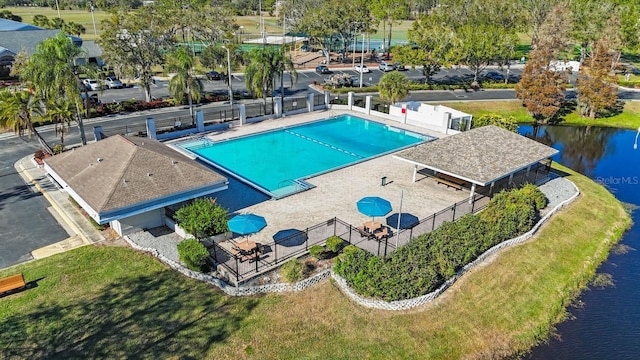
(434, 174, 464, 190)
(231, 247, 261, 263)
(0, 273, 26, 295)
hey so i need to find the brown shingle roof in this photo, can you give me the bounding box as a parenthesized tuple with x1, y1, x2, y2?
(394, 125, 558, 185)
(45, 135, 227, 213)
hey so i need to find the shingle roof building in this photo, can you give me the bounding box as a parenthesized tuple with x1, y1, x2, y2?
(44, 135, 228, 234)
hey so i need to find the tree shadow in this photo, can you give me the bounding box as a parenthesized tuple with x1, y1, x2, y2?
(0, 272, 260, 358)
(597, 100, 625, 118)
(0, 183, 42, 211)
(549, 100, 577, 124)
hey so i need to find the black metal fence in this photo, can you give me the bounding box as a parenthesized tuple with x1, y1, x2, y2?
(282, 96, 307, 113)
(245, 101, 274, 120)
(329, 95, 348, 105)
(353, 94, 366, 108)
(210, 217, 346, 282)
(314, 93, 325, 107)
(202, 105, 239, 124)
(100, 123, 147, 137)
(371, 96, 391, 114)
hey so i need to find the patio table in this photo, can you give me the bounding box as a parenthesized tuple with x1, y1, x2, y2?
(364, 221, 382, 232)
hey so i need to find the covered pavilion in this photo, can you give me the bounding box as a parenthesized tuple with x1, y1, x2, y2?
(393, 125, 559, 201)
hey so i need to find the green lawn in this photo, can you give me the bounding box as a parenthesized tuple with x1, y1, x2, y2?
(4, 6, 110, 41)
(444, 100, 640, 130)
(0, 167, 630, 359)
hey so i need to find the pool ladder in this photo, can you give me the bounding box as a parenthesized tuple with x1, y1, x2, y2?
(277, 178, 315, 192)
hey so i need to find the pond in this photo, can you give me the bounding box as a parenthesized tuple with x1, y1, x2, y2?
(519, 125, 640, 359)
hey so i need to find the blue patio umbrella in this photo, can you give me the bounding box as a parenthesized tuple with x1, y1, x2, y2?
(357, 196, 392, 220)
(227, 214, 267, 236)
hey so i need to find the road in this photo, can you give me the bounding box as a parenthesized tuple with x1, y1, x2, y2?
(94, 66, 527, 103)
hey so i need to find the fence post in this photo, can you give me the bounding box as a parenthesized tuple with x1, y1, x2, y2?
(196, 111, 205, 133)
(255, 249, 259, 273)
(333, 217, 337, 235)
(365, 95, 372, 114)
(235, 257, 239, 282)
(452, 203, 456, 221)
(384, 236, 388, 257)
(307, 93, 314, 112)
(305, 228, 309, 250)
(275, 97, 283, 118)
(471, 197, 475, 213)
(432, 215, 436, 231)
(324, 91, 330, 109)
(348, 91, 355, 110)
(238, 104, 246, 125)
(348, 225, 352, 244)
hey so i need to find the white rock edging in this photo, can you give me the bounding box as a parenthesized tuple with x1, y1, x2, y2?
(123, 235, 331, 296)
(331, 179, 581, 311)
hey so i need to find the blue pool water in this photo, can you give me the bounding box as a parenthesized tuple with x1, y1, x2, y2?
(179, 115, 428, 197)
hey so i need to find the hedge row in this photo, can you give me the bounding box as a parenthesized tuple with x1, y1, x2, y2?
(334, 184, 547, 301)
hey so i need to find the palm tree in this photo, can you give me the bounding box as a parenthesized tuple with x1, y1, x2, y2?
(0, 89, 53, 154)
(378, 71, 410, 105)
(21, 33, 90, 145)
(44, 98, 76, 145)
(166, 47, 203, 123)
(244, 47, 297, 113)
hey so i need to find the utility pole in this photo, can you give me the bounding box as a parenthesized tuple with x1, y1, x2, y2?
(90, 2, 97, 37)
(222, 46, 233, 106)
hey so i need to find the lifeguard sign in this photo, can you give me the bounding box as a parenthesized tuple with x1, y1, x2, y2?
(401, 107, 406, 114)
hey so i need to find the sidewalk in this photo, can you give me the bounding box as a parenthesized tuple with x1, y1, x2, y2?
(15, 156, 105, 260)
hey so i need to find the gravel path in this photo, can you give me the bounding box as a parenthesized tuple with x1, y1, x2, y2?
(538, 175, 578, 216)
(127, 227, 183, 263)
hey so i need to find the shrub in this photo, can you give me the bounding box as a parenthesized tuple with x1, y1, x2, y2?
(177, 239, 209, 271)
(325, 236, 344, 253)
(309, 244, 325, 260)
(519, 183, 548, 210)
(472, 114, 518, 132)
(174, 198, 228, 240)
(334, 186, 543, 301)
(280, 259, 307, 283)
(52, 143, 64, 154)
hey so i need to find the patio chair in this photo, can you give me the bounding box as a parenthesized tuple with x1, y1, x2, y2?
(356, 226, 374, 239)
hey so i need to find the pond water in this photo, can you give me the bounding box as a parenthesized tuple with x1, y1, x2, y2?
(519, 125, 640, 359)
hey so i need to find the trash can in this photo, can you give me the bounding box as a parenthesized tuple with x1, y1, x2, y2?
(381, 176, 387, 186)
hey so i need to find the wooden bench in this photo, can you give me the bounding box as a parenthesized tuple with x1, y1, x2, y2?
(434, 174, 464, 191)
(0, 273, 26, 295)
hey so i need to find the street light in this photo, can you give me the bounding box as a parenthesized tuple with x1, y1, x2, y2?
(634, 126, 640, 150)
(221, 45, 233, 106)
(359, 33, 365, 88)
(90, 2, 97, 37)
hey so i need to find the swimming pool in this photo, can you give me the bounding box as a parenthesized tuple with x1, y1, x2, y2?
(179, 115, 430, 198)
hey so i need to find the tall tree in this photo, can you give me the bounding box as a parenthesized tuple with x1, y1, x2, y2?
(244, 47, 297, 113)
(0, 89, 53, 154)
(0, 10, 22, 22)
(166, 47, 203, 122)
(44, 98, 76, 145)
(21, 33, 89, 145)
(520, 0, 559, 47)
(370, 0, 409, 57)
(378, 71, 410, 105)
(569, 0, 615, 63)
(576, 40, 618, 118)
(393, 14, 451, 83)
(99, 8, 174, 102)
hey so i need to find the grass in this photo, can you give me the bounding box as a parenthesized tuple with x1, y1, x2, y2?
(444, 100, 640, 130)
(0, 166, 630, 359)
(4, 6, 110, 41)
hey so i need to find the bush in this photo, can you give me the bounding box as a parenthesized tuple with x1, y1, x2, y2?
(52, 143, 64, 155)
(472, 114, 518, 132)
(325, 236, 344, 253)
(280, 259, 307, 283)
(174, 198, 228, 240)
(519, 183, 548, 210)
(177, 239, 209, 272)
(334, 186, 543, 301)
(309, 244, 325, 260)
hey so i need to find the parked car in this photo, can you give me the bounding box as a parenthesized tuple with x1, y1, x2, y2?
(104, 76, 123, 89)
(81, 92, 99, 106)
(394, 63, 407, 71)
(315, 65, 331, 74)
(206, 71, 221, 80)
(82, 78, 102, 91)
(379, 62, 396, 72)
(484, 71, 505, 81)
(354, 64, 370, 73)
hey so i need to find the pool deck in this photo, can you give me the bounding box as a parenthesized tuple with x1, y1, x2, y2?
(185, 110, 470, 246)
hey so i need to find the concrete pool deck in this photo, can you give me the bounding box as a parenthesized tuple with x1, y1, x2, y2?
(176, 110, 470, 246)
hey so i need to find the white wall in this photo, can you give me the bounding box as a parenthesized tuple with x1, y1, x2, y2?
(111, 208, 164, 236)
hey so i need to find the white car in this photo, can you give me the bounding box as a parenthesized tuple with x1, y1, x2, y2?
(354, 64, 370, 73)
(379, 62, 396, 72)
(104, 77, 123, 89)
(82, 78, 102, 91)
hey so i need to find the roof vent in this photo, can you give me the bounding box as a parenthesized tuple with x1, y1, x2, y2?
(97, 157, 103, 162)
(147, 172, 152, 176)
(123, 179, 128, 183)
(172, 160, 178, 165)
